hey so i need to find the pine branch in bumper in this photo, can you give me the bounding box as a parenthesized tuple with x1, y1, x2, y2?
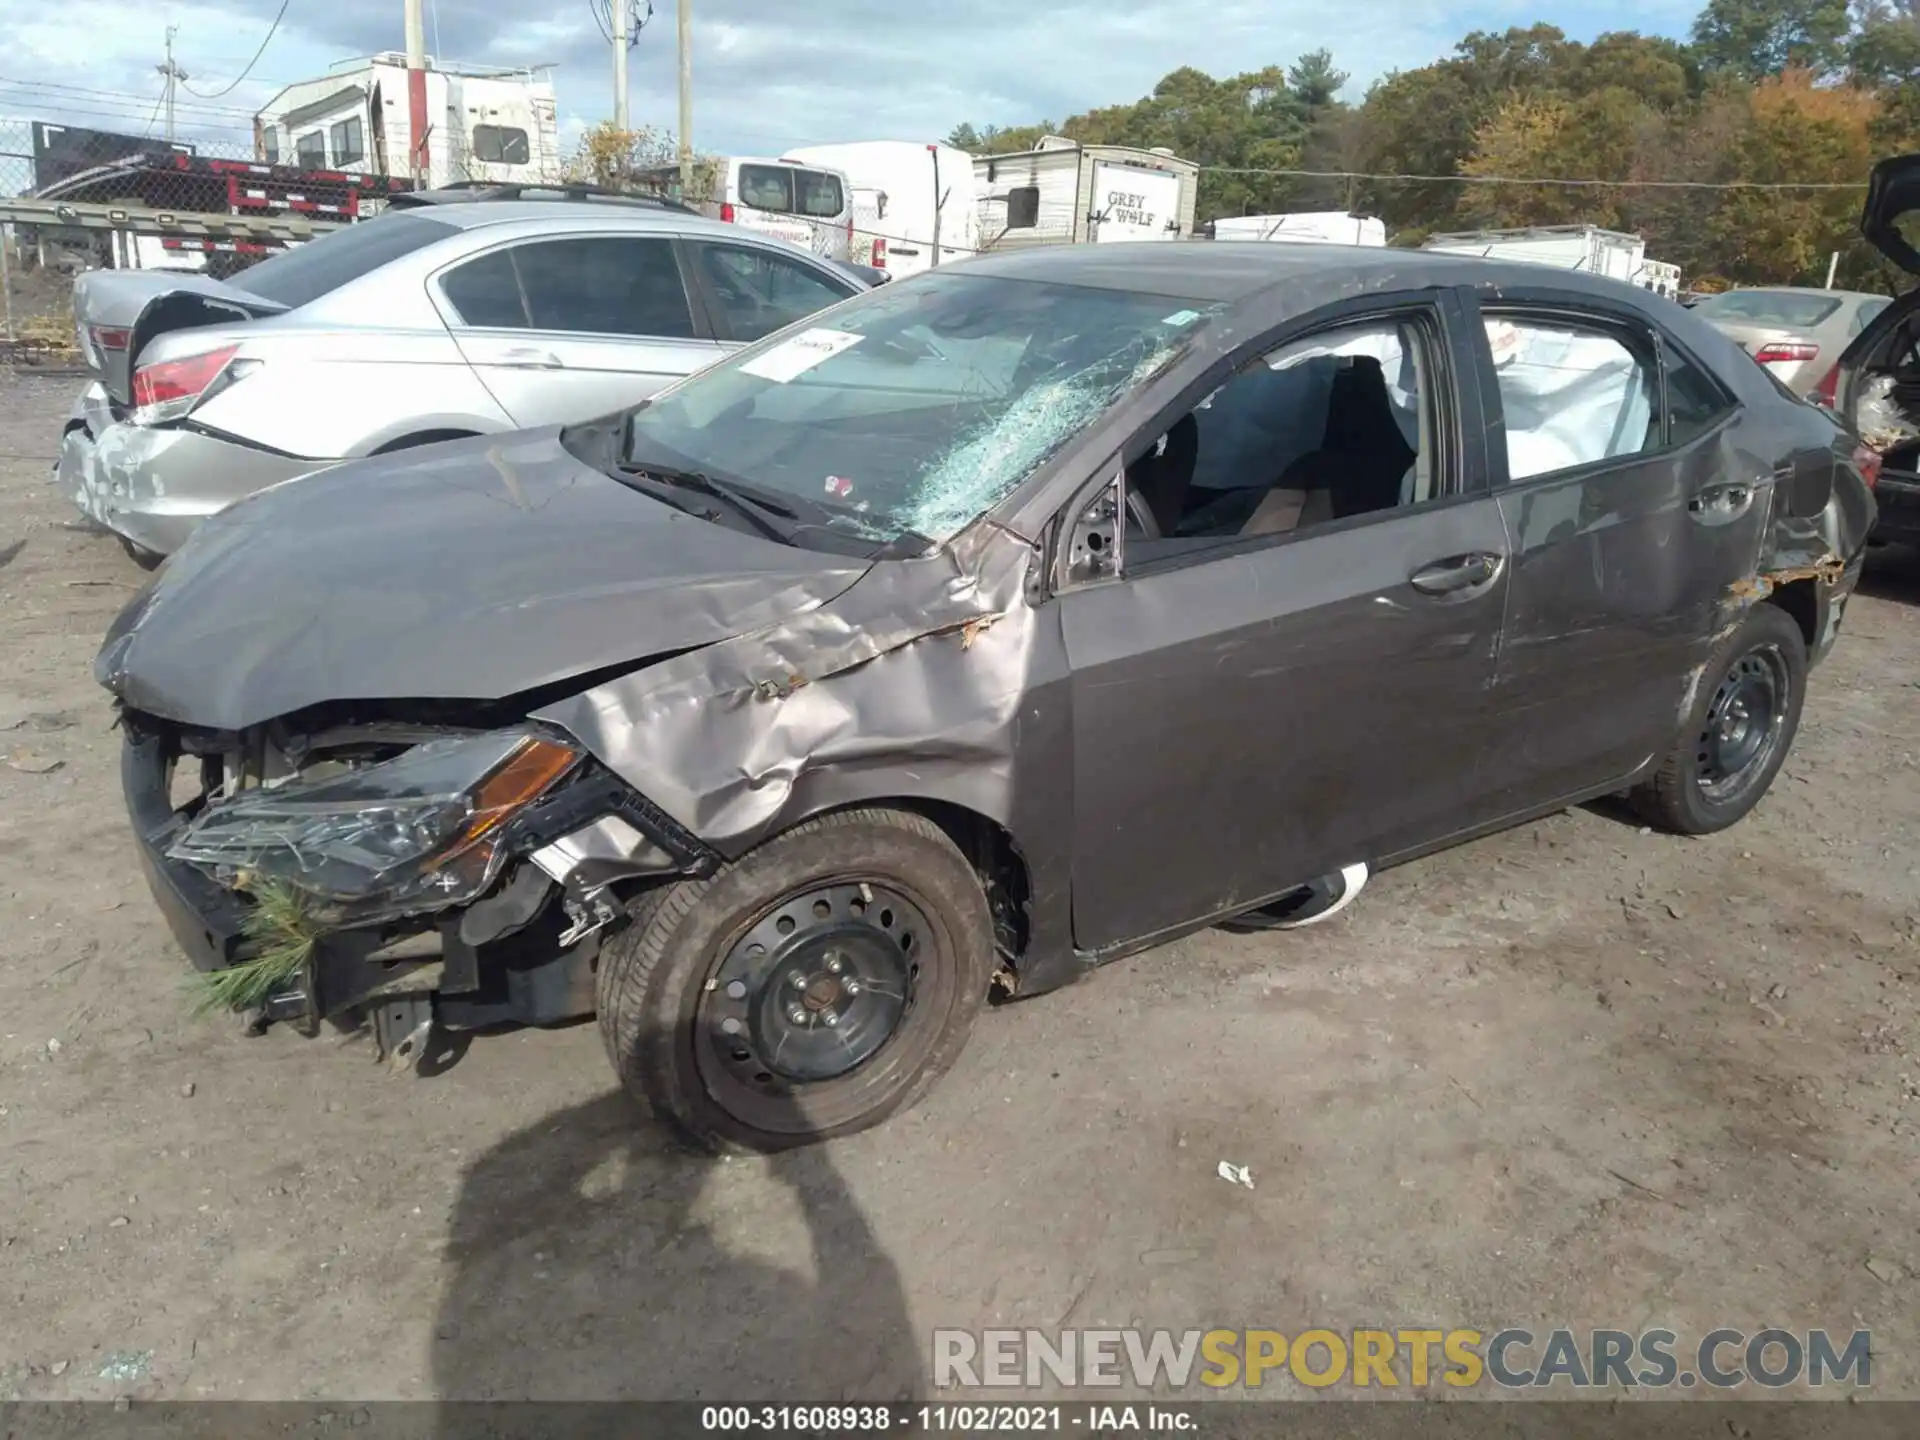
(185, 876, 323, 1016)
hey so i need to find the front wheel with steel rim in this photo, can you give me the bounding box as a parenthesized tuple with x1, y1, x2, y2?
(596, 807, 996, 1152)
(1633, 602, 1807, 835)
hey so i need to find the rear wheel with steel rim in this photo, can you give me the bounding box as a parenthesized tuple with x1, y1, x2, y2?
(1633, 603, 1806, 835)
(597, 808, 995, 1152)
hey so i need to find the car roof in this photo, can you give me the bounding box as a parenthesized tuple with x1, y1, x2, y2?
(412, 200, 746, 240)
(952, 240, 1621, 303)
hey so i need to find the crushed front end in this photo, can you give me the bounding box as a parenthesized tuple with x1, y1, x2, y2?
(117, 705, 716, 1064)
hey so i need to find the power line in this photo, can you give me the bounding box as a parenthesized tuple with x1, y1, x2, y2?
(0, 101, 253, 141)
(182, 0, 292, 100)
(0, 99, 254, 140)
(1206, 165, 1868, 191)
(0, 77, 261, 118)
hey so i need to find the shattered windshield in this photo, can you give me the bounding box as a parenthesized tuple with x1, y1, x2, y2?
(620, 271, 1212, 543)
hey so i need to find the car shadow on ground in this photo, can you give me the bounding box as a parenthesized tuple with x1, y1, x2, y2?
(1858, 541, 1920, 605)
(429, 1089, 925, 1409)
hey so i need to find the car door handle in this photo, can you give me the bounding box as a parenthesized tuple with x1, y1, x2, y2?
(1408, 551, 1504, 596)
(499, 347, 565, 369)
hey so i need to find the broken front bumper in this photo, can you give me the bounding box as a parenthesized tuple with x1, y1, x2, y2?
(119, 727, 709, 1031)
(59, 397, 322, 556)
(122, 728, 251, 973)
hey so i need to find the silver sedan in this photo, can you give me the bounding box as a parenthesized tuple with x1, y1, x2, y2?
(58, 196, 866, 563)
(1690, 285, 1893, 397)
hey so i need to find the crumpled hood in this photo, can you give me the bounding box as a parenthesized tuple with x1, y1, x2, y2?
(95, 426, 871, 730)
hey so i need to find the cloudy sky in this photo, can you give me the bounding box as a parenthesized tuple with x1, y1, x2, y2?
(2, 0, 1707, 167)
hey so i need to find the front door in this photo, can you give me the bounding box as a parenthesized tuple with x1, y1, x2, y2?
(1056, 299, 1509, 952)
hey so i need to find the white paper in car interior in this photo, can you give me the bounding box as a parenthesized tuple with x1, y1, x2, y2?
(1490, 320, 1651, 481)
(737, 328, 864, 383)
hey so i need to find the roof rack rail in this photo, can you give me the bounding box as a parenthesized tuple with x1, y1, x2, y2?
(386, 181, 699, 214)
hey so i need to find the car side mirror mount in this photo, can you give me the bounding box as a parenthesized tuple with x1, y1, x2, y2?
(1064, 474, 1122, 587)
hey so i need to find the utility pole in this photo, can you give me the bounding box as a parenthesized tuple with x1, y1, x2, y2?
(157, 26, 188, 143)
(677, 0, 692, 187)
(403, 0, 428, 186)
(613, 0, 630, 132)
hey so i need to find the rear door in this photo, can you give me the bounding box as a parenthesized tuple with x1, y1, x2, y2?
(434, 233, 726, 425)
(1467, 289, 1762, 811)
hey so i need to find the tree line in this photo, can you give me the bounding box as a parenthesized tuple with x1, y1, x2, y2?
(945, 0, 1920, 291)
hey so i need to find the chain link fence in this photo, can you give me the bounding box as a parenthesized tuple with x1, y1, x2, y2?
(1, 112, 422, 368)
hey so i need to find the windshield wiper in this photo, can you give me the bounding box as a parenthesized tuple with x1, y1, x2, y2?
(622, 450, 939, 559)
(616, 462, 798, 544)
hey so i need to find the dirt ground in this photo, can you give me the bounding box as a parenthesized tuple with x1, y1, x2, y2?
(0, 370, 1916, 1404)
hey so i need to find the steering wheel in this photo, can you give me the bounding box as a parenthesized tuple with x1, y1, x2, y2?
(1124, 483, 1161, 539)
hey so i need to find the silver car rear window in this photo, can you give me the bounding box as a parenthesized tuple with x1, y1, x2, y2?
(1693, 290, 1842, 328)
(232, 212, 458, 309)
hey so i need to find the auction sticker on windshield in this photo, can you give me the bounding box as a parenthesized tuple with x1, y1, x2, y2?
(737, 327, 864, 383)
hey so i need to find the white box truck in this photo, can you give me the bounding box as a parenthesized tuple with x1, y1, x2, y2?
(1210, 212, 1386, 246)
(779, 141, 976, 278)
(1421, 224, 1680, 296)
(973, 137, 1198, 250)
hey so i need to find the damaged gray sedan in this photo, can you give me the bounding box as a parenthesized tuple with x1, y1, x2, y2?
(96, 243, 1877, 1150)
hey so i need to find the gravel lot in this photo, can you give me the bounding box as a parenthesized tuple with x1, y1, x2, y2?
(1, 370, 1917, 1403)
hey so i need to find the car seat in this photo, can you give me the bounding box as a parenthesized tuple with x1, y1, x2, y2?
(1262, 357, 1416, 524)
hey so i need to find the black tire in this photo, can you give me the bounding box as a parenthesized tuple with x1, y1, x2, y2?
(596, 807, 994, 1152)
(119, 536, 164, 571)
(1632, 602, 1806, 835)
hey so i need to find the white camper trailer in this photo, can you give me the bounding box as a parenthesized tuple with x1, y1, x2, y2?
(1421, 224, 1681, 296)
(254, 55, 562, 189)
(1210, 212, 1387, 247)
(779, 142, 977, 278)
(973, 137, 1198, 250)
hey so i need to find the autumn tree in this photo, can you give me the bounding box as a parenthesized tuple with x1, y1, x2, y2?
(1352, 59, 1487, 227)
(1691, 0, 1852, 76)
(1354, 26, 1691, 229)
(948, 64, 1319, 221)
(566, 121, 715, 193)
(1456, 93, 1640, 230)
(1850, 0, 1920, 81)
(1706, 70, 1882, 284)
(941, 0, 1914, 278)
